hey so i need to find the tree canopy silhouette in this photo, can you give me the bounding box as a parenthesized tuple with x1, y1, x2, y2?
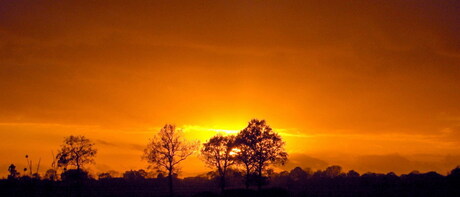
(44, 169, 58, 181)
(324, 165, 343, 178)
(7, 164, 19, 180)
(235, 119, 288, 190)
(123, 169, 148, 181)
(201, 134, 237, 192)
(56, 135, 97, 171)
(143, 124, 198, 196)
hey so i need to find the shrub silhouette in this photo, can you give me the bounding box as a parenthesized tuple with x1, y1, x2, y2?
(61, 169, 90, 182)
(7, 164, 19, 180)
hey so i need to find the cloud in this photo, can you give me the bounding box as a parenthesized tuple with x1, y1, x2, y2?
(96, 139, 145, 151)
(95, 139, 118, 147)
(283, 153, 329, 171)
(352, 154, 416, 174)
(128, 144, 144, 151)
(182, 125, 239, 135)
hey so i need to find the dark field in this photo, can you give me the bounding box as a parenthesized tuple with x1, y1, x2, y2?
(2, 169, 460, 197)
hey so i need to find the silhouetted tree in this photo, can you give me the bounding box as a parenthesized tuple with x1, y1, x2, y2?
(44, 169, 58, 181)
(7, 164, 19, 180)
(61, 169, 90, 181)
(235, 119, 288, 190)
(289, 167, 308, 181)
(143, 124, 198, 196)
(347, 170, 360, 177)
(324, 165, 342, 178)
(98, 172, 113, 180)
(32, 172, 41, 180)
(122, 169, 147, 181)
(387, 171, 398, 177)
(201, 134, 237, 192)
(157, 172, 166, 179)
(98, 170, 119, 180)
(56, 135, 97, 170)
(449, 166, 460, 178)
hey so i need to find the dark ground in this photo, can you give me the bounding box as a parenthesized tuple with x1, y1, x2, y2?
(1, 170, 460, 197)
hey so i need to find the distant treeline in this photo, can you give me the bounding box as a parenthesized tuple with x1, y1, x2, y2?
(1, 165, 460, 197)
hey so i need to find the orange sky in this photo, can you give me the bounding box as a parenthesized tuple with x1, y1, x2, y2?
(1, 0, 460, 178)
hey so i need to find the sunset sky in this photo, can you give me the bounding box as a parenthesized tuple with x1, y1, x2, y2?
(1, 0, 460, 178)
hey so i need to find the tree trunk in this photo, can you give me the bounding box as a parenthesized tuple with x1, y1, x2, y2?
(257, 167, 262, 191)
(220, 174, 225, 193)
(76, 159, 80, 171)
(76, 155, 80, 170)
(245, 168, 250, 189)
(168, 170, 173, 197)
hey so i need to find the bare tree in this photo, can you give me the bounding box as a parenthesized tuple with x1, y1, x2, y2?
(201, 134, 237, 192)
(143, 124, 198, 196)
(56, 135, 97, 171)
(235, 119, 288, 190)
